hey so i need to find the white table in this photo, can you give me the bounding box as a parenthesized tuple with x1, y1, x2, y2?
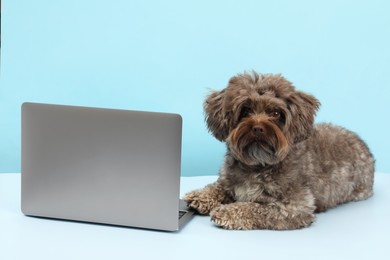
(1, 173, 389, 260)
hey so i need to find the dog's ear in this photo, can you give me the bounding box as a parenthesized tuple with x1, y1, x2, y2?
(204, 89, 230, 141)
(287, 91, 320, 143)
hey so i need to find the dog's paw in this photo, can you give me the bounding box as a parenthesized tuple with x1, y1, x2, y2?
(183, 189, 221, 215)
(210, 204, 258, 230)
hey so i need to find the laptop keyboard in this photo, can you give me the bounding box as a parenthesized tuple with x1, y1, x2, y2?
(179, 210, 187, 219)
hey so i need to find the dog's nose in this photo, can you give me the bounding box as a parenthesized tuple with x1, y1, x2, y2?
(252, 125, 265, 136)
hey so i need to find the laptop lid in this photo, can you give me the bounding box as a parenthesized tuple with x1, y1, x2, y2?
(21, 102, 183, 231)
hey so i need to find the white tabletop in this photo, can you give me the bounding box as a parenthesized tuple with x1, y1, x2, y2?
(1, 173, 389, 260)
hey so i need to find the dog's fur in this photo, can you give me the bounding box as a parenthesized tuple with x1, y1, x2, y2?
(184, 72, 375, 230)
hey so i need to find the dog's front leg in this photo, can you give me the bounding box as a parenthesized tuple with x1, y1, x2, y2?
(184, 181, 231, 215)
(210, 200, 316, 230)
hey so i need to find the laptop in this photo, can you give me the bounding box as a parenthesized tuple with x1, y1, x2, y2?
(21, 102, 194, 231)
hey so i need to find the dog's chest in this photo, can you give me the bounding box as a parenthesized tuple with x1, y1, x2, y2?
(230, 174, 276, 203)
(222, 159, 282, 203)
(233, 181, 262, 202)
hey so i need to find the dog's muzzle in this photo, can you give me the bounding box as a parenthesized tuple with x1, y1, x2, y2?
(228, 117, 289, 165)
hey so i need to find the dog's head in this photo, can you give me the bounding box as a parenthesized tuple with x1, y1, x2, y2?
(205, 72, 320, 166)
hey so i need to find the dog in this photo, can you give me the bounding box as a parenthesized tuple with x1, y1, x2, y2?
(184, 72, 375, 230)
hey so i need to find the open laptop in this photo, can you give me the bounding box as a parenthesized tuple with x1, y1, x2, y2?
(21, 102, 194, 231)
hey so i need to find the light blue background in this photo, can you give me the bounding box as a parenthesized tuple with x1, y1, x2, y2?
(1, 0, 389, 175)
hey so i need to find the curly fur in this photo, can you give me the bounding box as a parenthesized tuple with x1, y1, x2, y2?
(184, 72, 375, 230)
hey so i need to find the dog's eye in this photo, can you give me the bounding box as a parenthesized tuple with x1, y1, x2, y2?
(240, 107, 251, 119)
(270, 111, 281, 118)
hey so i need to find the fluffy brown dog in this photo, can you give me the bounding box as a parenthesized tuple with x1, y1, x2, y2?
(184, 72, 375, 230)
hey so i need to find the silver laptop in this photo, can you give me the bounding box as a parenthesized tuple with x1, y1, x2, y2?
(21, 102, 194, 231)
